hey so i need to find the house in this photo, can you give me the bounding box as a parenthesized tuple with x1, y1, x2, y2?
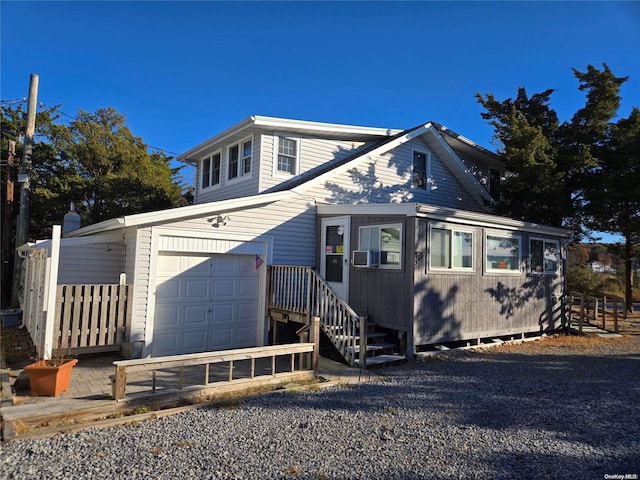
(21, 116, 569, 365)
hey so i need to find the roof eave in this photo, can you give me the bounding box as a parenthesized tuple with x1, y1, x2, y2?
(65, 191, 292, 236)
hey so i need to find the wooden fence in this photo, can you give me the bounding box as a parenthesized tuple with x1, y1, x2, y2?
(112, 318, 320, 402)
(568, 291, 626, 333)
(55, 284, 132, 353)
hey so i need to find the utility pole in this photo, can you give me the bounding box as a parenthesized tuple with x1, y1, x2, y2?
(2, 141, 16, 306)
(10, 74, 39, 307)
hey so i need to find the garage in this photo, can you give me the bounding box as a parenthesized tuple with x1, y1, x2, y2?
(151, 252, 260, 357)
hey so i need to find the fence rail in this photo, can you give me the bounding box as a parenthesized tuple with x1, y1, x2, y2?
(113, 318, 320, 402)
(568, 291, 625, 333)
(55, 284, 132, 352)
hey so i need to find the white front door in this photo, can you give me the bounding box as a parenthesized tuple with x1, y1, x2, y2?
(320, 217, 350, 301)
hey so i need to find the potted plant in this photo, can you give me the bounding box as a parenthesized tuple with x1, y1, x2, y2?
(24, 340, 77, 397)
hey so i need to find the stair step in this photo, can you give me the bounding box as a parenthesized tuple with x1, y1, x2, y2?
(355, 354, 406, 367)
(366, 332, 387, 339)
(346, 342, 396, 354)
(334, 332, 387, 342)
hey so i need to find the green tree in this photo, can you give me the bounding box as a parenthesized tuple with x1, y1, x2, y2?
(35, 107, 187, 236)
(475, 88, 566, 226)
(1, 103, 59, 305)
(477, 64, 637, 310)
(1, 104, 188, 305)
(581, 107, 640, 309)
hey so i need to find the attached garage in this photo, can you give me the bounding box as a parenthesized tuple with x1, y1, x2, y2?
(152, 252, 261, 356)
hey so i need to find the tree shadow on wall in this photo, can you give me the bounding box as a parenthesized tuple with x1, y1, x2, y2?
(324, 163, 411, 204)
(484, 277, 546, 320)
(485, 276, 564, 330)
(414, 278, 463, 344)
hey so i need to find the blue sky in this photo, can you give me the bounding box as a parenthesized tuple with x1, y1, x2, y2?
(2, 1, 639, 242)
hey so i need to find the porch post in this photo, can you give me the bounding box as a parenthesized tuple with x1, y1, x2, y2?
(42, 225, 61, 360)
(312, 316, 320, 377)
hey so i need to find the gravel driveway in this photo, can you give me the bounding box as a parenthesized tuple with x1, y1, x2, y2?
(2, 335, 639, 480)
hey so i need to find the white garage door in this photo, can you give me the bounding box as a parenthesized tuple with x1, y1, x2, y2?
(152, 252, 259, 357)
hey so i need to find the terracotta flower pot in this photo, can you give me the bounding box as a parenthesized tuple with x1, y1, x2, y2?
(24, 358, 78, 397)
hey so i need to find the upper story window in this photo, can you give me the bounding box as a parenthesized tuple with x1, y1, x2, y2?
(228, 137, 252, 181)
(277, 137, 298, 175)
(485, 233, 521, 274)
(412, 150, 431, 190)
(359, 224, 403, 269)
(429, 225, 474, 271)
(201, 152, 221, 189)
(242, 139, 252, 174)
(530, 238, 559, 274)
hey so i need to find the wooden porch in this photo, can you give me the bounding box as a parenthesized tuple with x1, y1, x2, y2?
(266, 265, 405, 367)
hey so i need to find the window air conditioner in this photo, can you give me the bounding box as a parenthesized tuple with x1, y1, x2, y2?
(352, 250, 379, 267)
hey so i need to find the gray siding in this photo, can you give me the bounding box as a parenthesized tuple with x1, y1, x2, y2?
(336, 215, 414, 335)
(399, 137, 482, 211)
(259, 133, 372, 192)
(412, 219, 565, 347)
(301, 137, 482, 211)
(195, 131, 373, 204)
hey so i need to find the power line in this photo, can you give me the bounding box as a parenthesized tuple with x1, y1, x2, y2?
(0, 98, 27, 106)
(4, 101, 182, 157)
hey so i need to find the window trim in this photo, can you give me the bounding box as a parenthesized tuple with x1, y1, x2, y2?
(428, 224, 475, 273)
(484, 231, 523, 275)
(273, 133, 301, 177)
(226, 135, 253, 183)
(200, 150, 222, 191)
(412, 149, 431, 191)
(358, 223, 403, 270)
(529, 237, 560, 275)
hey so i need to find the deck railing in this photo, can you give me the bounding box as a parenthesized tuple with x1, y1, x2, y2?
(113, 318, 320, 402)
(268, 265, 363, 366)
(568, 291, 625, 333)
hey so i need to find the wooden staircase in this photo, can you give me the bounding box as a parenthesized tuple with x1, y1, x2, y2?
(267, 266, 405, 368)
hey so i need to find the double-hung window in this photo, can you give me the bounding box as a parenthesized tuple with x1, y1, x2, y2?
(412, 150, 430, 190)
(241, 139, 252, 174)
(201, 152, 221, 189)
(359, 224, 402, 269)
(277, 137, 298, 175)
(485, 233, 521, 273)
(530, 238, 559, 274)
(429, 226, 474, 271)
(228, 137, 252, 181)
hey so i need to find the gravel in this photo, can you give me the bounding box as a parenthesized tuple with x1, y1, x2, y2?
(2, 335, 639, 480)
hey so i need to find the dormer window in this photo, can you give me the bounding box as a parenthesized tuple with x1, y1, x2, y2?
(242, 139, 252, 174)
(201, 152, 221, 189)
(277, 137, 298, 175)
(228, 137, 252, 181)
